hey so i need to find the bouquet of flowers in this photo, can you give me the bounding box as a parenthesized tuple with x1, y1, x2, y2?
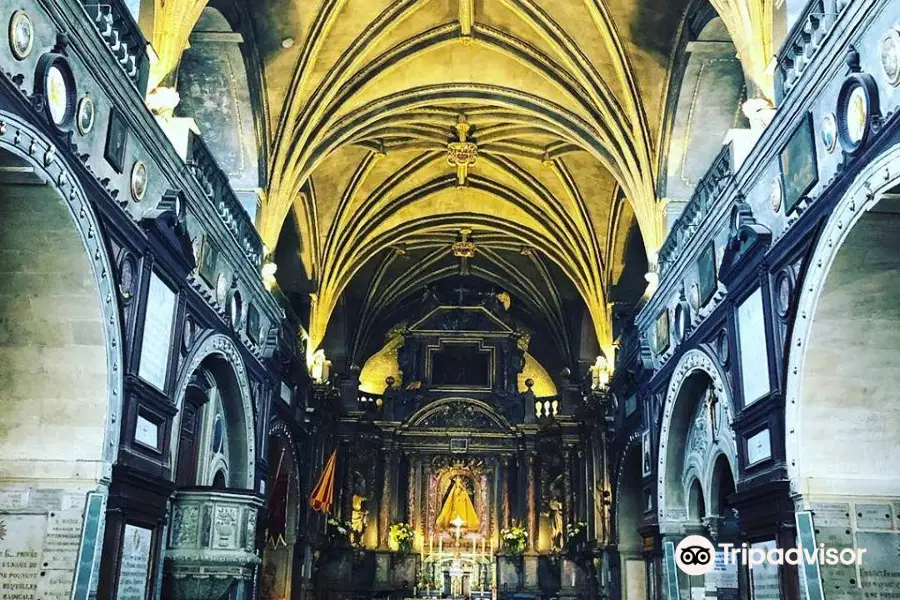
(500, 525, 528, 555)
(566, 521, 587, 541)
(326, 517, 351, 547)
(389, 521, 415, 553)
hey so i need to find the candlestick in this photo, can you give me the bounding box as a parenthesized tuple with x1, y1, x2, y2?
(438, 534, 443, 555)
(472, 535, 476, 555)
(429, 534, 434, 556)
(481, 538, 486, 557)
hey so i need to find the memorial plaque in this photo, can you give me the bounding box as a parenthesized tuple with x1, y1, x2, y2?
(42, 510, 84, 569)
(747, 428, 772, 465)
(810, 502, 852, 528)
(749, 540, 780, 600)
(857, 531, 900, 599)
(134, 415, 160, 450)
(738, 289, 770, 405)
(816, 527, 858, 600)
(0, 490, 29, 510)
(856, 504, 893, 530)
(706, 550, 739, 600)
(138, 273, 177, 391)
(0, 515, 45, 599)
(116, 524, 153, 600)
(280, 381, 291, 405)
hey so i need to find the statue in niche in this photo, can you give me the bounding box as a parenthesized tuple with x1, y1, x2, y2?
(350, 471, 369, 547)
(547, 475, 565, 551)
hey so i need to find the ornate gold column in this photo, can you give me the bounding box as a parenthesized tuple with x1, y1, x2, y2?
(526, 452, 537, 552)
(563, 447, 574, 529)
(407, 456, 418, 539)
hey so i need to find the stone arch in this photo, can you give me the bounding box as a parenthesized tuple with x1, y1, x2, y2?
(687, 477, 706, 521)
(0, 109, 124, 480)
(613, 432, 648, 600)
(785, 141, 900, 499)
(260, 420, 301, 600)
(171, 332, 256, 490)
(657, 348, 737, 532)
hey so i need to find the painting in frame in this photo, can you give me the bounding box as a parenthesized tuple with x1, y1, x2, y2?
(654, 310, 670, 355)
(698, 241, 717, 306)
(779, 111, 819, 214)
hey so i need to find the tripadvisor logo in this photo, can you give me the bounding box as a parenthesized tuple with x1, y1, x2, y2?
(674, 535, 867, 576)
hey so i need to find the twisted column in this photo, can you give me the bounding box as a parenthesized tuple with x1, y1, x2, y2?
(526, 452, 537, 552)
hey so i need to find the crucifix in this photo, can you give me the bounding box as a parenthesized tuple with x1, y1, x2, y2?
(451, 228, 476, 275)
(705, 385, 719, 440)
(453, 284, 469, 305)
(447, 115, 478, 186)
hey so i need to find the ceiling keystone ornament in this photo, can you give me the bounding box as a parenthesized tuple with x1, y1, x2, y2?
(447, 114, 478, 187)
(451, 228, 476, 275)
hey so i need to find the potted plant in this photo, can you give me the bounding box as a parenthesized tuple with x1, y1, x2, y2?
(389, 521, 415, 553)
(500, 525, 528, 555)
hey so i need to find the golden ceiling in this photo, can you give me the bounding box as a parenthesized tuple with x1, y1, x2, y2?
(149, 0, 774, 363)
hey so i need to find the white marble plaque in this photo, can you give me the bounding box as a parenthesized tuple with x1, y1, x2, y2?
(857, 531, 900, 599)
(747, 428, 772, 465)
(749, 540, 780, 600)
(41, 510, 83, 569)
(810, 502, 852, 528)
(0, 491, 30, 510)
(856, 504, 893, 530)
(138, 273, 177, 391)
(280, 381, 291, 405)
(0, 514, 45, 599)
(134, 415, 159, 449)
(116, 524, 153, 600)
(738, 289, 770, 404)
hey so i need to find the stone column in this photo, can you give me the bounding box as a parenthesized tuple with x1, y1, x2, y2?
(379, 446, 395, 549)
(563, 447, 574, 534)
(500, 457, 510, 531)
(407, 456, 418, 535)
(526, 452, 537, 552)
(340, 440, 353, 523)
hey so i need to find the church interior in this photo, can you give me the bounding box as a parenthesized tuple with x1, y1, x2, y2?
(0, 0, 899, 599)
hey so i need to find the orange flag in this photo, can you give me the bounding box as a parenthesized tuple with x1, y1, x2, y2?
(309, 449, 337, 513)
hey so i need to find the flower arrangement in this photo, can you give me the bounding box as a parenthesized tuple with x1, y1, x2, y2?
(566, 521, 587, 541)
(389, 521, 415, 553)
(500, 525, 528, 555)
(326, 517, 351, 547)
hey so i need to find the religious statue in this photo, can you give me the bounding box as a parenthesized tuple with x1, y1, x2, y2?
(548, 497, 564, 551)
(310, 349, 331, 384)
(589, 355, 609, 391)
(350, 471, 369, 547)
(436, 475, 480, 532)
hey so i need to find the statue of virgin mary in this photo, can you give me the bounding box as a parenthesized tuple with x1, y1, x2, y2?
(436, 476, 480, 531)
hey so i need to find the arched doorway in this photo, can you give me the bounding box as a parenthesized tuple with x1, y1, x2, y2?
(785, 143, 900, 597)
(615, 441, 648, 600)
(260, 425, 301, 600)
(0, 115, 123, 599)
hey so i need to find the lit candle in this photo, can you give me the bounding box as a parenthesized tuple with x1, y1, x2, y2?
(481, 538, 486, 556)
(438, 534, 443, 555)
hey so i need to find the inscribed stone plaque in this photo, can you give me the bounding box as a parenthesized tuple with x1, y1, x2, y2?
(747, 428, 772, 465)
(0, 514, 45, 599)
(857, 531, 900, 599)
(0, 490, 29, 510)
(41, 510, 84, 569)
(810, 502, 852, 528)
(138, 272, 177, 391)
(738, 289, 770, 405)
(816, 527, 858, 599)
(856, 504, 893, 530)
(706, 550, 739, 600)
(116, 524, 153, 600)
(134, 415, 160, 449)
(749, 540, 780, 600)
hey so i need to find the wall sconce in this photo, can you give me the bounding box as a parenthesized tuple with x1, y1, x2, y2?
(589, 355, 610, 391)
